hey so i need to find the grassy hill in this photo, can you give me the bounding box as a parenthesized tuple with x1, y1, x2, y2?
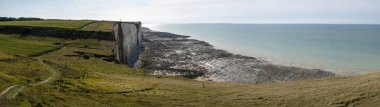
(0, 20, 379, 107)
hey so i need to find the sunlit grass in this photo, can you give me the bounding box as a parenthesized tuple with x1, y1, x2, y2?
(0, 58, 51, 91)
(80, 21, 116, 32)
(0, 52, 15, 61)
(0, 34, 61, 57)
(0, 20, 94, 29)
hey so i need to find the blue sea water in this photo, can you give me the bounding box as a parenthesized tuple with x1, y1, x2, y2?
(145, 24, 380, 75)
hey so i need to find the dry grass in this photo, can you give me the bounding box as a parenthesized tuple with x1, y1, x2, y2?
(0, 52, 15, 61)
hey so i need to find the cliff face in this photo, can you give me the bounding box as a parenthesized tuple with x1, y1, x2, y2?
(113, 22, 143, 67)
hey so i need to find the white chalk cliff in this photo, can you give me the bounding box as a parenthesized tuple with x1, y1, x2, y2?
(113, 22, 143, 67)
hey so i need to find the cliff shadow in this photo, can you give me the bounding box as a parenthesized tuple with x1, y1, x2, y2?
(0, 25, 114, 41)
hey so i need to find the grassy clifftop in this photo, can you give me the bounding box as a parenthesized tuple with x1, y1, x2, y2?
(0, 20, 94, 29)
(0, 20, 115, 31)
(0, 20, 379, 106)
(80, 21, 115, 32)
(0, 20, 117, 41)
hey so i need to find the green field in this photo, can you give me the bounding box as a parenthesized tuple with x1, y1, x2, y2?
(0, 34, 61, 57)
(80, 21, 116, 32)
(0, 21, 379, 107)
(0, 20, 94, 29)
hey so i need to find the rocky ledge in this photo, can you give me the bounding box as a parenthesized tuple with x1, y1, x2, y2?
(140, 29, 335, 83)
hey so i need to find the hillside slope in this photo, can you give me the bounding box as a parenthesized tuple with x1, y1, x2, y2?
(3, 35, 377, 107)
(0, 20, 378, 107)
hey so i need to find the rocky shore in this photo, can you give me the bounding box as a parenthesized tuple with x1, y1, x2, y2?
(140, 28, 335, 83)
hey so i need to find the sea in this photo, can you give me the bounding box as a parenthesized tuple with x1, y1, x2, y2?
(145, 24, 380, 75)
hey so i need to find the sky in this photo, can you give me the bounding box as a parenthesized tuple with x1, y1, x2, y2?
(1, 0, 380, 24)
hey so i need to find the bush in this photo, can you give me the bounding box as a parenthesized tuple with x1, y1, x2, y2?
(0, 17, 44, 22)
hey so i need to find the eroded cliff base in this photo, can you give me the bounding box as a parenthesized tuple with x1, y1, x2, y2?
(141, 29, 335, 83)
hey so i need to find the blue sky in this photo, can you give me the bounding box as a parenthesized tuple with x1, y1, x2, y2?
(1, 0, 380, 24)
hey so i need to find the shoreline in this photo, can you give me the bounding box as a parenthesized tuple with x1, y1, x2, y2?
(169, 32, 361, 76)
(188, 36, 367, 76)
(140, 28, 335, 83)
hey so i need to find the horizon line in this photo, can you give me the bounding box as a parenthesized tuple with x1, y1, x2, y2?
(143, 22, 380, 25)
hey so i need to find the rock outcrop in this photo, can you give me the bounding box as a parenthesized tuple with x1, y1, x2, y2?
(113, 22, 143, 67)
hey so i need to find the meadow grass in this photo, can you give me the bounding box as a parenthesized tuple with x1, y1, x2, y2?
(0, 58, 52, 91)
(0, 20, 94, 29)
(16, 66, 380, 107)
(80, 21, 116, 32)
(0, 34, 59, 91)
(0, 34, 61, 57)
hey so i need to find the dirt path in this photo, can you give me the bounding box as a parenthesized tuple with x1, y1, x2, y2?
(0, 47, 63, 99)
(31, 60, 59, 86)
(0, 85, 19, 96)
(0, 59, 59, 99)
